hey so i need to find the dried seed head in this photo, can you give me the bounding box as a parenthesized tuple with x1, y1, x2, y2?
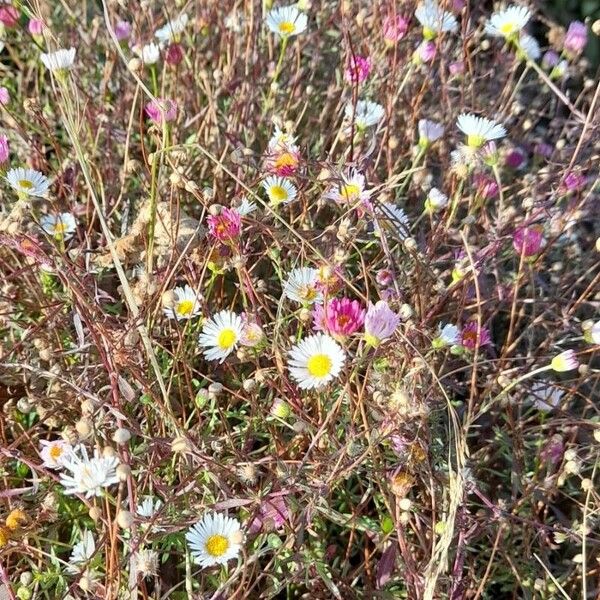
(117, 510, 134, 529)
(112, 428, 131, 444)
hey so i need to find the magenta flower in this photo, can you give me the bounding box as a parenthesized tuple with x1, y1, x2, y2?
(564, 21, 587, 55)
(460, 322, 491, 350)
(505, 147, 527, 170)
(383, 15, 409, 44)
(114, 20, 132, 41)
(0, 88, 9, 106)
(0, 135, 9, 165)
(345, 55, 371, 85)
(145, 98, 178, 124)
(165, 43, 185, 66)
(513, 225, 544, 258)
(415, 40, 436, 63)
(562, 170, 587, 192)
(313, 297, 366, 339)
(207, 207, 241, 243)
(473, 173, 498, 199)
(364, 300, 400, 346)
(376, 269, 394, 287)
(28, 19, 44, 36)
(0, 6, 19, 28)
(265, 147, 301, 177)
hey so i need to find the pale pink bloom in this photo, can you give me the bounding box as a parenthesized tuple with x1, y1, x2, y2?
(345, 55, 371, 84)
(473, 173, 498, 199)
(449, 61, 465, 76)
(415, 40, 436, 63)
(145, 98, 178, 123)
(376, 269, 394, 287)
(240, 321, 264, 347)
(564, 21, 587, 55)
(513, 225, 544, 257)
(364, 300, 400, 346)
(383, 14, 409, 44)
(114, 20, 132, 41)
(28, 19, 44, 36)
(460, 322, 491, 350)
(551, 350, 579, 372)
(0, 135, 9, 165)
(0, 88, 9, 106)
(542, 50, 559, 69)
(312, 297, 366, 338)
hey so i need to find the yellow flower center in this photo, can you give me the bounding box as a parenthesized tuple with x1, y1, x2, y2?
(500, 21, 516, 36)
(422, 26, 436, 41)
(274, 152, 298, 169)
(269, 185, 289, 204)
(278, 21, 295, 35)
(176, 299, 194, 316)
(364, 333, 381, 347)
(299, 285, 317, 302)
(340, 183, 360, 201)
(217, 328, 237, 349)
(18, 179, 33, 190)
(49, 445, 63, 460)
(205, 534, 230, 557)
(467, 134, 485, 148)
(53, 221, 67, 234)
(307, 353, 332, 378)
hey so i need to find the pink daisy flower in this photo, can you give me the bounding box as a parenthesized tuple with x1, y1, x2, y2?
(207, 207, 241, 243)
(313, 297, 366, 339)
(145, 98, 178, 124)
(460, 322, 491, 350)
(345, 55, 371, 85)
(513, 225, 544, 258)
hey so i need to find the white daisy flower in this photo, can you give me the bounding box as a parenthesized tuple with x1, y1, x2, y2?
(432, 323, 460, 348)
(529, 382, 563, 412)
(485, 5, 531, 40)
(424, 187, 448, 213)
(345, 100, 385, 130)
(268, 126, 297, 151)
(265, 5, 308, 38)
(325, 169, 371, 205)
(584, 320, 600, 345)
(414, 1, 458, 39)
(186, 512, 244, 568)
(517, 33, 541, 61)
(59, 446, 120, 499)
(163, 285, 201, 321)
(198, 310, 244, 363)
(67, 530, 95, 574)
(418, 119, 445, 147)
(456, 113, 506, 148)
(288, 333, 346, 390)
(282, 267, 322, 305)
(155, 13, 189, 44)
(40, 48, 76, 72)
(39, 439, 72, 470)
(40, 212, 77, 240)
(5, 167, 51, 198)
(136, 496, 163, 519)
(374, 202, 410, 239)
(262, 176, 297, 206)
(136, 42, 160, 64)
(236, 197, 258, 216)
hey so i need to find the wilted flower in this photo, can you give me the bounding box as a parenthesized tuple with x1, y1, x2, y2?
(207, 207, 242, 243)
(473, 173, 498, 199)
(376, 269, 394, 287)
(364, 301, 400, 347)
(265, 128, 301, 176)
(460, 321, 492, 350)
(564, 21, 587, 55)
(383, 14, 409, 45)
(312, 297, 365, 339)
(415, 1, 458, 39)
(345, 55, 371, 84)
(60, 446, 120, 498)
(265, 5, 308, 38)
(249, 495, 289, 533)
(186, 512, 244, 568)
(240, 320, 264, 347)
(550, 350, 579, 372)
(288, 333, 346, 389)
(145, 98, 178, 123)
(135, 549, 159, 577)
(165, 42, 185, 65)
(513, 225, 544, 258)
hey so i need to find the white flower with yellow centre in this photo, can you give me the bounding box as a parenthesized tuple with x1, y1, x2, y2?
(415, 1, 458, 40)
(5, 167, 51, 198)
(265, 5, 308, 38)
(163, 285, 201, 321)
(39, 439, 72, 469)
(262, 176, 297, 206)
(282, 267, 323, 305)
(485, 5, 531, 41)
(40, 212, 77, 240)
(198, 310, 244, 363)
(40, 48, 76, 72)
(186, 512, 244, 568)
(325, 169, 371, 205)
(288, 333, 346, 390)
(456, 113, 506, 148)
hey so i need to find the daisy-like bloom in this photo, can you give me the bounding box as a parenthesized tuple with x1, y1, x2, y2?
(460, 321, 492, 350)
(418, 119, 444, 148)
(137, 496, 163, 519)
(186, 512, 244, 568)
(67, 530, 95, 574)
(288, 333, 346, 389)
(135, 549, 159, 577)
(262, 176, 297, 206)
(240, 319, 265, 347)
(40, 212, 77, 241)
(550, 350, 579, 372)
(325, 169, 371, 206)
(432, 323, 460, 348)
(345, 100, 385, 130)
(282, 267, 323, 305)
(345, 55, 372, 84)
(374, 202, 410, 239)
(163, 285, 201, 321)
(312, 297, 366, 339)
(5, 167, 51, 198)
(517, 34, 541, 61)
(235, 197, 258, 216)
(364, 300, 400, 347)
(137, 42, 160, 64)
(40, 48, 76, 73)
(485, 5, 531, 41)
(456, 113, 506, 149)
(383, 14, 409, 45)
(529, 382, 564, 412)
(59, 446, 120, 499)
(39, 439, 72, 469)
(414, 1, 458, 40)
(198, 310, 244, 363)
(424, 187, 448, 213)
(265, 5, 308, 38)
(207, 207, 242, 243)
(583, 321, 600, 345)
(145, 98, 178, 124)
(265, 130, 301, 177)
(155, 13, 189, 44)
(564, 21, 587, 56)
(513, 225, 544, 258)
